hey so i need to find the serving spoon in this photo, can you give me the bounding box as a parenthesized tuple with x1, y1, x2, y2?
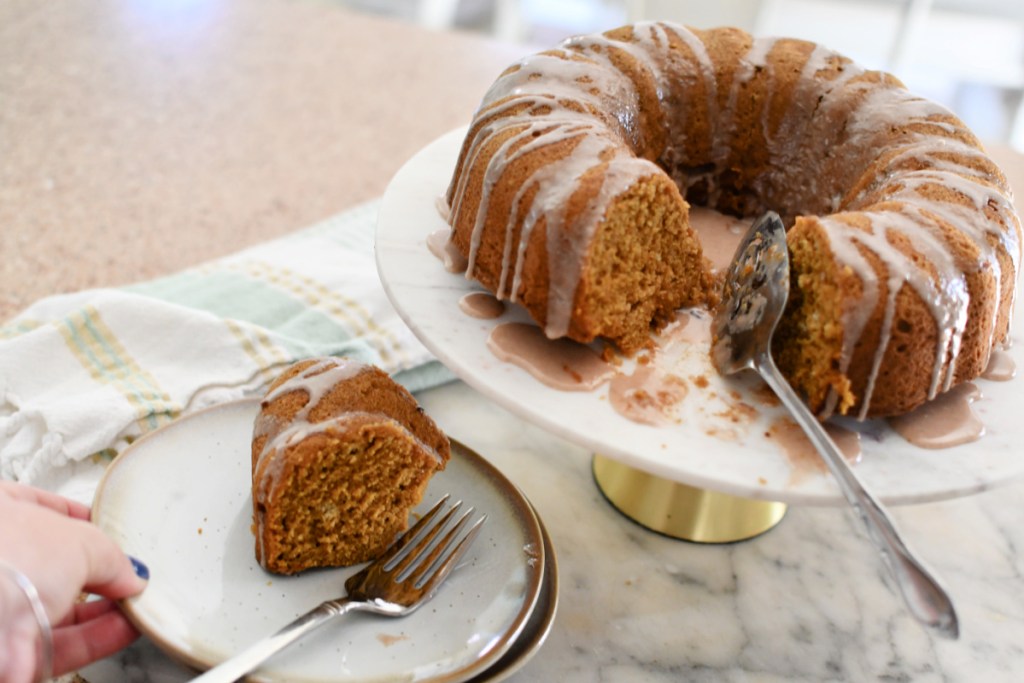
(711, 211, 959, 639)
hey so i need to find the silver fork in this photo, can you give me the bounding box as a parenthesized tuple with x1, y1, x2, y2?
(190, 495, 486, 683)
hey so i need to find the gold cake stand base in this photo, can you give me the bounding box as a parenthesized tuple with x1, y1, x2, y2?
(592, 454, 787, 543)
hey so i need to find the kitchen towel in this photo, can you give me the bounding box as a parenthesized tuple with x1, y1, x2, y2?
(0, 199, 452, 502)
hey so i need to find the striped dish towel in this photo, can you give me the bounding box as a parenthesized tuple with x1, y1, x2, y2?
(0, 199, 451, 502)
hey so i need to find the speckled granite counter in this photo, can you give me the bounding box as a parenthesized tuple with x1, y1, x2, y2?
(0, 0, 526, 319)
(5, 1, 1024, 681)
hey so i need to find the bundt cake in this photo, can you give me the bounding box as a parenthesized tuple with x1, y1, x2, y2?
(443, 21, 1021, 418)
(251, 358, 450, 575)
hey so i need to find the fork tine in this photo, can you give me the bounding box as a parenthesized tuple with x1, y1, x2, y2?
(414, 514, 487, 593)
(376, 494, 451, 566)
(200, 494, 484, 683)
(404, 507, 475, 585)
(387, 500, 464, 576)
(397, 506, 472, 583)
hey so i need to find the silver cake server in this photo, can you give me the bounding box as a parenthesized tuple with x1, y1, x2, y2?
(711, 211, 959, 639)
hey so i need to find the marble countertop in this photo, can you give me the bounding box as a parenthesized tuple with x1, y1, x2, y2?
(5, 1, 1024, 680)
(82, 380, 1024, 682)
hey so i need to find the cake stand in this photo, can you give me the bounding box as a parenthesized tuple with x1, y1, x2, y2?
(375, 127, 1024, 542)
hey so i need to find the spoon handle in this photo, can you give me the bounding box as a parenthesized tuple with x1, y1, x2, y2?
(756, 353, 959, 639)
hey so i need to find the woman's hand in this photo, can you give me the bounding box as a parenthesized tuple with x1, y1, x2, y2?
(0, 481, 148, 682)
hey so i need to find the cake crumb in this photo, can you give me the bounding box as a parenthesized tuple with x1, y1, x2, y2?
(377, 633, 409, 647)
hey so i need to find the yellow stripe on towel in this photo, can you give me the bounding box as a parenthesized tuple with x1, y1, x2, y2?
(224, 318, 291, 387)
(58, 306, 177, 431)
(238, 261, 412, 370)
(0, 319, 44, 340)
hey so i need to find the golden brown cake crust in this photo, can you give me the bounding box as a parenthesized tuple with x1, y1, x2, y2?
(252, 358, 450, 468)
(252, 358, 450, 575)
(446, 21, 1021, 418)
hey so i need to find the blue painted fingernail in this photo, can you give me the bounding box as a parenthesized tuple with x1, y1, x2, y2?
(130, 556, 150, 580)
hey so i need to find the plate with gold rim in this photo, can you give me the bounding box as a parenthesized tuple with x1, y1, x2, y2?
(375, 126, 1024, 506)
(92, 398, 549, 682)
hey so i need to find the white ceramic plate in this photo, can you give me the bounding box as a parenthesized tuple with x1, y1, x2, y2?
(92, 399, 547, 683)
(466, 504, 558, 683)
(375, 126, 1024, 506)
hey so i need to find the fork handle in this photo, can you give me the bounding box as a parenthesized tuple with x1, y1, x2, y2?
(756, 353, 959, 639)
(189, 598, 355, 683)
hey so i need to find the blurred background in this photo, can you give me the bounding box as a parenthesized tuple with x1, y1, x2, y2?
(336, 0, 1024, 151)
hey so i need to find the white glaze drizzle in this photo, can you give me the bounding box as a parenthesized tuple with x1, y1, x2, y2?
(716, 35, 778, 169)
(253, 359, 444, 505)
(763, 44, 863, 215)
(823, 209, 970, 418)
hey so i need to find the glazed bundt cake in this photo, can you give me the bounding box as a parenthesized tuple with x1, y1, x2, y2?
(444, 21, 1021, 418)
(252, 358, 450, 575)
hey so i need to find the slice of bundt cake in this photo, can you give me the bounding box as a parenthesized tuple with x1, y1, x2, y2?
(251, 358, 450, 575)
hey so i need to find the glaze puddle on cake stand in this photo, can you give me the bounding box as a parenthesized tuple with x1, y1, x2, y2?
(375, 127, 1024, 545)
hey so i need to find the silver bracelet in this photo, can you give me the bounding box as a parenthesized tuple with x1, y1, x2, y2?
(0, 562, 54, 683)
